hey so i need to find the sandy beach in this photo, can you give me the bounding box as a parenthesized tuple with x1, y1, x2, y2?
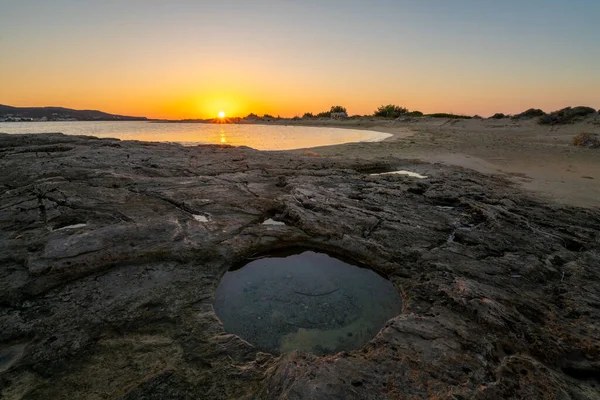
(271, 116, 600, 208)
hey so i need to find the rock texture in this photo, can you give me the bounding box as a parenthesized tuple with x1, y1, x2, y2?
(0, 133, 599, 399)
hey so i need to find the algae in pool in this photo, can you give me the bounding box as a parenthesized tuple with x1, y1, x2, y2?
(213, 251, 402, 355)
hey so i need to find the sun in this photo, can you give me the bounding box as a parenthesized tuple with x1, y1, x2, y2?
(218, 111, 226, 119)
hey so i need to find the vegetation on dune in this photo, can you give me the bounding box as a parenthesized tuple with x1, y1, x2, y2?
(539, 106, 596, 125)
(513, 108, 546, 119)
(330, 105, 347, 114)
(301, 105, 423, 119)
(572, 132, 600, 148)
(235, 104, 598, 123)
(309, 105, 349, 118)
(373, 104, 408, 118)
(427, 113, 472, 119)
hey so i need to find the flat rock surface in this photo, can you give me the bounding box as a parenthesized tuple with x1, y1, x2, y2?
(0, 133, 599, 399)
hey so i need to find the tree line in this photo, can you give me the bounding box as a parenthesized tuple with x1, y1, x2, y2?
(302, 105, 422, 119)
(246, 105, 433, 120)
(244, 105, 599, 122)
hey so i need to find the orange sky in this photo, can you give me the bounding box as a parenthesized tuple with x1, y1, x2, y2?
(1, 2, 598, 119)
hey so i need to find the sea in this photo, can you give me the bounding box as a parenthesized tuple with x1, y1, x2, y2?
(0, 121, 391, 151)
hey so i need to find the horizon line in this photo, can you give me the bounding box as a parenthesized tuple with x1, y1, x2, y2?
(2, 103, 599, 121)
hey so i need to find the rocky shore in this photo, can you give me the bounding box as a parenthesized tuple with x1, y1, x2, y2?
(1, 133, 599, 399)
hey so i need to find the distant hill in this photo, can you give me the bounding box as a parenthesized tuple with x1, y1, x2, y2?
(0, 105, 147, 121)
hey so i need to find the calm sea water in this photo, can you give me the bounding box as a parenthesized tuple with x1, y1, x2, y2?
(0, 121, 391, 150)
(214, 251, 402, 355)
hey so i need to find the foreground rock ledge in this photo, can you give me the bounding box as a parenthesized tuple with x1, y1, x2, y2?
(0, 133, 599, 400)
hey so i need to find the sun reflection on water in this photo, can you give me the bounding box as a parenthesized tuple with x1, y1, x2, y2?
(0, 121, 392, 150)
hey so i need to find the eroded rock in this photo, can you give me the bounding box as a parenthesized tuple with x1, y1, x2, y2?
(0, 133, 599, 399)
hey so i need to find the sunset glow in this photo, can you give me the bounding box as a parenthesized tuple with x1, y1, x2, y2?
(0, 2, 598, 119)
(218, 111, 226, 119)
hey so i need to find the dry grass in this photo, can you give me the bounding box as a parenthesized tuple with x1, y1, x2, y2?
(572, 132, 600, 148)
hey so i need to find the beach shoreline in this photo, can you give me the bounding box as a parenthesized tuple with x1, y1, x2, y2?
(1, 116, 598, 208)
(262, 116, 600, 208)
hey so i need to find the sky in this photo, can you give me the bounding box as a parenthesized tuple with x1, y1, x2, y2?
(1, 0, 599, 119)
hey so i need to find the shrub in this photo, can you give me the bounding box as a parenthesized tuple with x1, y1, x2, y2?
(245, 113, 260, 119)
(316, 111, 331, 118)
(330, 106, 347, 114)
(373, 104, 408, 118)
(490, 113, 507, 119)
(427, 113, 472, 119)
(263, 114, 274, 119)
(572, 132, 600, 148)
(302, 112, 315, 118)
(513, 108, 546, 119)
(406, 111, 424, 117)
(539, 106, 596, 125)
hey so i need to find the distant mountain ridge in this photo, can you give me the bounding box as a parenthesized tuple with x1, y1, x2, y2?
(0, 104, 147, 121)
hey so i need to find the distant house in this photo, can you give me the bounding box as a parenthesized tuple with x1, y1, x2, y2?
(330, 112, 347, 119)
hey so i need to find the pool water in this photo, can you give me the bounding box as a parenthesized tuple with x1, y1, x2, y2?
(214, 251, 402, 354)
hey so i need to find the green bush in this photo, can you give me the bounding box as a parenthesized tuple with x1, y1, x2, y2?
(373, 104, 408, 118)
(539, 106, 596, 125)
(513, 108, 546, 119)
(330, 106, 347, 114)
